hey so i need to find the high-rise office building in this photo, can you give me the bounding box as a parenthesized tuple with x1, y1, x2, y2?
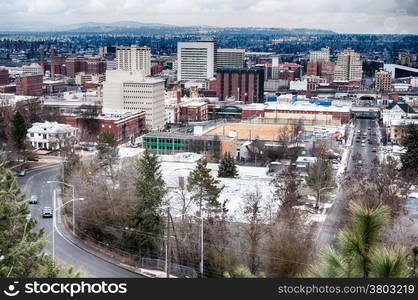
(102, 70, 165, 130)
(309, 47, 330, 62)
(216, 67, 265, 103)
(375, 71, 392, 91)
(116, 45, 151, 76)
(334, 48, 363, 82)
(177, 41, 215, 81)
(216, 49, 245, 69)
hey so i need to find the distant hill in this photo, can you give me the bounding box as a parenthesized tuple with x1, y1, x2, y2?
(0, 21, 336, 35)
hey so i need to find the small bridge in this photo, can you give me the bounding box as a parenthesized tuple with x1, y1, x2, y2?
(351, 107, 380, 119)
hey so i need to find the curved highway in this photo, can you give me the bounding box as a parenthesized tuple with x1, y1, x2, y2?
(17, 164, 141, 278)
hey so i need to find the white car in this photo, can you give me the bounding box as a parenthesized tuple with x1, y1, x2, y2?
(361, 143, 366, 147)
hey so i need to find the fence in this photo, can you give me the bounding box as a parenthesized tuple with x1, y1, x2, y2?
(141, 257, 198, 278)
(70, 220, 198, 278)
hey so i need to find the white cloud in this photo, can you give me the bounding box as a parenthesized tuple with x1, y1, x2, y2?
(25, 0, 68, 14)
(0, 0, 416, 33)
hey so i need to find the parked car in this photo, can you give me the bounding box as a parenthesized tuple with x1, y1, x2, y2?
(17, 169, 26, 176)
(29, 195, 38, 204)
(361, 143, 366, 147)
(371, 148, 377, 152)
(26, 213, 32, 221)
(42, 207, 53, 218)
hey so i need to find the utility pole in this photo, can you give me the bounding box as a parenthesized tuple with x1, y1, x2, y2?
(199, 200, 204, 278)
(165, 205, 171, 278)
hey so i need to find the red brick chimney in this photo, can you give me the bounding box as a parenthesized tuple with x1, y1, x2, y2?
(176, 89, 181, 104)
(50, 43, 55, 77)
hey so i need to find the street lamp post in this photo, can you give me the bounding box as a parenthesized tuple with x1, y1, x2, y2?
(50, 188, 84, 260)
(47, 181, 83, 235)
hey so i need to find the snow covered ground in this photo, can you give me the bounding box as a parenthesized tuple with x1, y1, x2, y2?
(161, 161, 276, 222)
(117, 148, 328, 224)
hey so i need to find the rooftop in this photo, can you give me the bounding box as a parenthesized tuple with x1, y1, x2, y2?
(28, 121, 76, 134)
(143, 132, 233, 141)
(100, 108, 145, 120)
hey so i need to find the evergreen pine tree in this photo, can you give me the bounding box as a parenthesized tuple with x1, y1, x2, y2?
(188, 158, 222, 215)
(218, 152, 239, 178)
(304, 201, 410, 278)
(130, 150, 166, 257)
(96, 130, 118, 178)
(0, 163, 77, 277)
(187, 158, 223, 277)
(11, 111, 27, 161)
(96, 130, 118, 159)
(401, 124, 418, 172)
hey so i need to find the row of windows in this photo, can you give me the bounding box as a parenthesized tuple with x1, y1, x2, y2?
(145, 138, 184, 144)
(123, 96, 153, 99)
(123, 90, 153, 93)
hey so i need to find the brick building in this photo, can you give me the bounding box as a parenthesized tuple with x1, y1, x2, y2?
(65, 109, 146, 144)
(306, 61, 335, 83)
(66, 57, 106, 78)
(16, 74, 43, 96)
(0, 68, 9, 85)
(216, 67, 265, 103)
(240, 102, 351, 124)
(375, 71, 392, 91)
(179, 101, 208, 123)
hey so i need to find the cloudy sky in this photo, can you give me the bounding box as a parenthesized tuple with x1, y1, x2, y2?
(1, 0, 417, 34)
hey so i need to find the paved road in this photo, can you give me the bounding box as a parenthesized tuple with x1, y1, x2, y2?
(17, 164, 140, 278)
(318, 118, 380, 247)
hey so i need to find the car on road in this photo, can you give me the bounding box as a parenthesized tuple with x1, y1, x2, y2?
(17, 169, 26, 176)
(29, 195, 38, 204)
(371, 147, 377, 152)
(42, 207, 53, 218)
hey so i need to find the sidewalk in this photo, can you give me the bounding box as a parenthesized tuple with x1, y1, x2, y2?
(54, 191, 178, 278)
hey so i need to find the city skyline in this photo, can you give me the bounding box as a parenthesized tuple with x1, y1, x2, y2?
(0, 0, 417, 34)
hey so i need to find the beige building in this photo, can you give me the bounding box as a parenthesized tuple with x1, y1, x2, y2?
(216, 48, 245, 69)
(75, 72, 106, 85)
(375, 71, 392, 91)
(116, 45, 151, 76)
(102, 70, 165, 130)
(334, 48, 362, 82)
(309, 47, 330, 62)
(389, 119, 418, 145)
